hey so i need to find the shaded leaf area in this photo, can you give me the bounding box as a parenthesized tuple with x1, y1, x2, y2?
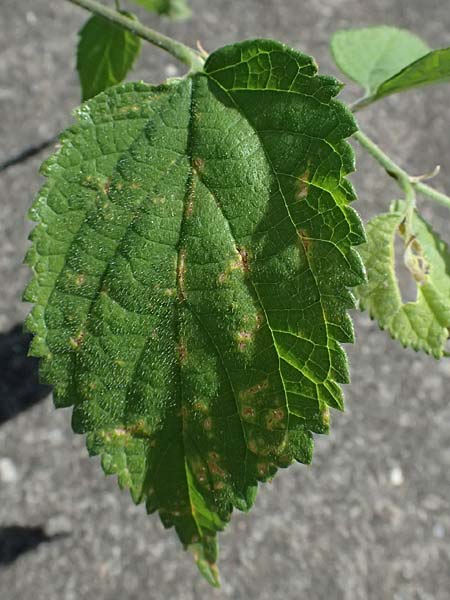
(77, 13, 141, 101)
(331, 26, 450, 104)
(130, 0, 191, 20)
(0, 526, 68, 566)
(356, 203, 450, 357)
(0, 324, 51, 425)
(24, 39, 364, 584)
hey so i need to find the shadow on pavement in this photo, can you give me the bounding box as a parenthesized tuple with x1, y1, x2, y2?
(0, 323, 51, 425)
(0, 526, 69, 566)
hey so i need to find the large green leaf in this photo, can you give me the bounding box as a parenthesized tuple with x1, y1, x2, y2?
(130, 0, 191, 20)
(24, 39, 364, 584)
(357, 203, 450, 357)
(331, 26, 450, 104)
(77, 13, 141, 101)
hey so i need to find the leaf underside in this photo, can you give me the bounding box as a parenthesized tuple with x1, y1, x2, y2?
(356, 203, 450, 358)
(77, 13, 141, 101)
(331, 26, 450, 103)
(24, 39, 364, 584)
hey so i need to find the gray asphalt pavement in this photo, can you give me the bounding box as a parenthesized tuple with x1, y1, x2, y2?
(1, 1, 449, 598)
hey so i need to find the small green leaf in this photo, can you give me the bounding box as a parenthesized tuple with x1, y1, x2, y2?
(130, 0, 191, 20)
(331, 26, 430, 96)
(25, 39, 364, 584)
(356, 203, 450, 357)
(77, 13, 141, 101)
(375, 47, 450, 100)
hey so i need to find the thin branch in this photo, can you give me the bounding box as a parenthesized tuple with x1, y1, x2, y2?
(349, 96, 375, 112)
(353, 129, 450, 212)
(415, 181, 450, 209)
(67, 0, 204, 70)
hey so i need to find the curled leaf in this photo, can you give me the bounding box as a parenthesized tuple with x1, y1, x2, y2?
(357, 203, 450, 357)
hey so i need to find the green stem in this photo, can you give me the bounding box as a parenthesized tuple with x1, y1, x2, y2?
(67, 0, 204, 70)
(353, 129, 450, 214)
(353, 130, 416, 233)
(349, 96, 375, 113)
(414, 181, 450, 209)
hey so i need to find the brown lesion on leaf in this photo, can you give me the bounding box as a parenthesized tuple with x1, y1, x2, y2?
(178, 339, 188, 364)
(295, 176, 309, 201)
(240, 379, 269, 400)
(266, 407, 286, 430)
(255, 312, 265, 328)
(112, 428, 128, 437)
(177, 248, 187, 301)
(241, 406, 256, 419)
(99, 420, 153, 445)
(297, 228, 312, 254)
(248, 438, 258, 454)
(257, 462, 269, 477)
(69, 330, 85, 350)
(277, 453, 293, 467)
(103, 178, 111, 195)
(186, 196, 194, 218)
(121, 419, 153, 438)
(247, 436, 272, 457)
(295, 165, 310, 201)
(207, 451, 226, 478)
(118, 104, 141, 114)
(192, 157, 204, 174)
(236, 247, 250, 273)
(218, 247, 252, 284)
(217, 271, 226, 284)
(236, 330, 253, 351)
(195, 466, 208, 484)
(185, 180, 196, 218)
(193, 401, 209, 413)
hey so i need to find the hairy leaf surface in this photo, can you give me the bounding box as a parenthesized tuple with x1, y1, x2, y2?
(24, 39, 364, 584)
(331, 26, 450, 104)
(130, 0, 191, 20)
(357, 203, 450, 357)
(77, 13, 141, 101)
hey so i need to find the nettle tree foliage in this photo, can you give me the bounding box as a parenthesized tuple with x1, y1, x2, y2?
(24, 0, 450, 586)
